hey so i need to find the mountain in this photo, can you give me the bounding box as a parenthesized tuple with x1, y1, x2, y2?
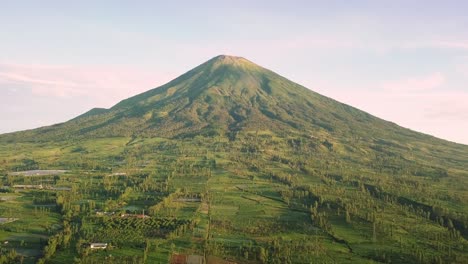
(3, 55, 468, 170)
(1, 55, 467, 263)
(0, 56, 462, 142)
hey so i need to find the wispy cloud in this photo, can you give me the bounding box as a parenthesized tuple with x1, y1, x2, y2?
(0, 71, 83, 97)
(0, 63, 173, 106)
(0, 72, 78, 87)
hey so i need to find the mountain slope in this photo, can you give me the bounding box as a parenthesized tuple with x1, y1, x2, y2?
(1, 55, 468, 263)
(2, 55, 467, 167)
(0, 56, 460, 143)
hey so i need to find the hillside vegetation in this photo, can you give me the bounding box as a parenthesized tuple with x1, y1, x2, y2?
(1, 55, 467, 263)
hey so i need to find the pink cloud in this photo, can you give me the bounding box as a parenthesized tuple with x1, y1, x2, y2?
(0, 63, 174, 106)
(0, 72, 78, 87)
(312, 85, 468, 145)
(0, 71, 84, 97)
(379, 72, 445, 92)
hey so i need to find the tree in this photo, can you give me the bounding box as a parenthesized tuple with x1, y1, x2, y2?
(258, 246, 268, 263)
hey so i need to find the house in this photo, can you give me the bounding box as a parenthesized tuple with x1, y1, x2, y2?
(90, 243, 108, 249)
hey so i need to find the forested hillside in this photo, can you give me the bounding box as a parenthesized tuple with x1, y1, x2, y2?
(1, 55, 467, 263)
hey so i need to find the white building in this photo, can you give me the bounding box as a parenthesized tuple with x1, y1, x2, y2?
(90, 243, 108, 249)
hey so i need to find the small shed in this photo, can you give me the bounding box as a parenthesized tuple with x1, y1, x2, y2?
(90, 243, 108, 249)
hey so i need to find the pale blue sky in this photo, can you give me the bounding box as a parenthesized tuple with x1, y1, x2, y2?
(1, 1, 468, 144)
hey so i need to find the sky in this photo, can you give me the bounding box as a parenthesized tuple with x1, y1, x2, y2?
(1, 0, 468, 144)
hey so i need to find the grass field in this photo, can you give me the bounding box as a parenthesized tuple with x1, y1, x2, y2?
(1, 133, 466, 263)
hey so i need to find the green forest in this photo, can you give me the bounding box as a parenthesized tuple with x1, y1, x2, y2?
(1, 56, 467, 263)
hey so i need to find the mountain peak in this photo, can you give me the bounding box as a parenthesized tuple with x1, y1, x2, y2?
(212, 54, 246, 62)
(207, 55, 260, 71)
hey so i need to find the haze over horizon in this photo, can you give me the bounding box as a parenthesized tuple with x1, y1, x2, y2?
(1, 1, 468, 144)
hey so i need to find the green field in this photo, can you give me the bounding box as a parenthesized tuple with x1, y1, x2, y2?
(1, 133, 467, 263)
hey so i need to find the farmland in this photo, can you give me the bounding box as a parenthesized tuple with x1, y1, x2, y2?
(1, 133, 467, 263)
